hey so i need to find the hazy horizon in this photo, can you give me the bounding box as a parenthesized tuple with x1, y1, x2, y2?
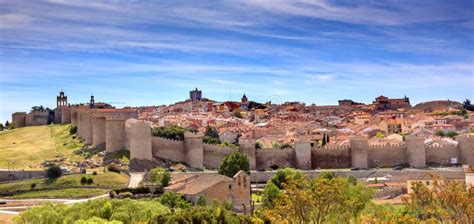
(1, 0, 473, 122)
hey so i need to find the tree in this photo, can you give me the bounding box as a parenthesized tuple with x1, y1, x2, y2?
(147, 168, 171, 187)
(204, 126, 219, 139)
(255, 141, 262, 149)
(233, 110, 243, 118)
(445, 131, 458, 138)
(268, 168, 302, 189)
(218, 152, 249, 177)
(375, 132, 385, 139)
(0, 123, 3, 131)
(261, 182, 280, 207)
(5, 120, 9, 127)
(402, 176, 474, 223)
(435, 130, 445, 137)
(263, 176, 372, 224)
(151, 125, 188, 140)
(46, 164, 62, 179)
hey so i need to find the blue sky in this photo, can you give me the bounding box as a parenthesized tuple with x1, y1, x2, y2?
(0, 0, 473, 122)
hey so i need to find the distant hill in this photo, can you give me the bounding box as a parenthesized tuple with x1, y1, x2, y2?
(413, 100, 463, 112)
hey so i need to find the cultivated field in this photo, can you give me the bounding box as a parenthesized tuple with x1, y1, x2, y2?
(0, 125, 84, 169)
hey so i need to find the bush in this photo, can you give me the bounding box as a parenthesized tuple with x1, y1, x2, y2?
(158, 192, 191, 210)
(445, 131, 458, 138)
(69, 125, 77, 135)
(109, 191, 117, 198)
(197, 195, 207, 206)
(319, 172, 335, 180)
(30, 183, 37, 189)
(45, 164, 62, 179)
(203, 135, 220, 144)
(107, 165, 121, 173)
(435, 130, 445, 137)
(255, 141, 262, 149)
(218, 152, 249, 177)
(119, 192, 133, 198)
(87, 178, 94, 185)
(111, 187, 151, 195)
(93, 171, 97, 175)
(80, 176, 88, 185)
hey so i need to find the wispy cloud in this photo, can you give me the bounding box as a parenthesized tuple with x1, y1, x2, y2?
(0, 0, 473, 121)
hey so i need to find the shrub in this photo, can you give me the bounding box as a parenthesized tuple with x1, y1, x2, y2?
(435, 130, 445, 137)
(158, 192, 191, 210)
(119, 192, 133, 198)
(80, 176, 88, 185)
(218, 152, 249, 177)
(92, 171, 97, 175)
(69, 125, 77, 135)
(255, 141, 262, 149)
(45, 164, 62, 179)
(109, 191, 117, 198)
(197, 195, 207, 206)
(445, 131, 458, 138)
(87, 177, 94, 185)
(319, 172, 335, 180)
(203, 135, 220, 144)
(30, 183, 37, 189)
(112, 187, 151, 195)
(107, 164, 121, 173)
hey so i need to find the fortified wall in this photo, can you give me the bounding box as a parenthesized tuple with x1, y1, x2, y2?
(147, 132, 474, 171)
(12, 105, 474, 171)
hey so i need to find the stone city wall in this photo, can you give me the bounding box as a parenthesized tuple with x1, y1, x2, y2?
(255, 148, 295, 170)
(425, 145, 459, 166)
(151, 137, 185, 162)
(368, 144, 406, 168)
(25, 111, 50, 126)
(203, 143, 238, 169)
(12, 112, 27, 128)
(11, 105, 474, 171)
(311, 145, 351, 169)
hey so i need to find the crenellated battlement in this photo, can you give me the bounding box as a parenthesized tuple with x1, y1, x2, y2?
(368, 143, 405, 148)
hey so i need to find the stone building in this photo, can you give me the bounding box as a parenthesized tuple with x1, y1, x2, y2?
(190, 88, 202, 102)
(374, 95, 411, 111)
(164, 171, 251, 214)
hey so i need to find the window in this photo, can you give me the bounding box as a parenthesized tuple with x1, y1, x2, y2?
(229, 184, 232, 190)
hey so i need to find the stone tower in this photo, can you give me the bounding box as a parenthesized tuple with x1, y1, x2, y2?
(57, 90, 67, 107)
(457, 135, 474, 165)
(295, 141, 312, 170)
(90, 95, 95, 108)
(405, 136, 426, 168)
(350, 137, 369, 169)
(239, 139, 256, 170)
(184, 132, 204, 169)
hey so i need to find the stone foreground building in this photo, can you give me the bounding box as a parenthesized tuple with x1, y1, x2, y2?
(164, 171, 251, 214)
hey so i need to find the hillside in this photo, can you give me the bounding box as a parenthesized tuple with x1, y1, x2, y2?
(0, 172, 128, 199)
(0, 125, 84, 169)
(413, 100, 463, 112)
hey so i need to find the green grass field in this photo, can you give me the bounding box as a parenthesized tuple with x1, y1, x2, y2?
(0, 124, 84, 169)
(0, 172, 128, 199)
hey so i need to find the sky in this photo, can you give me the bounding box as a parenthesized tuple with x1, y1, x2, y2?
(0, 0, 473, 122)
